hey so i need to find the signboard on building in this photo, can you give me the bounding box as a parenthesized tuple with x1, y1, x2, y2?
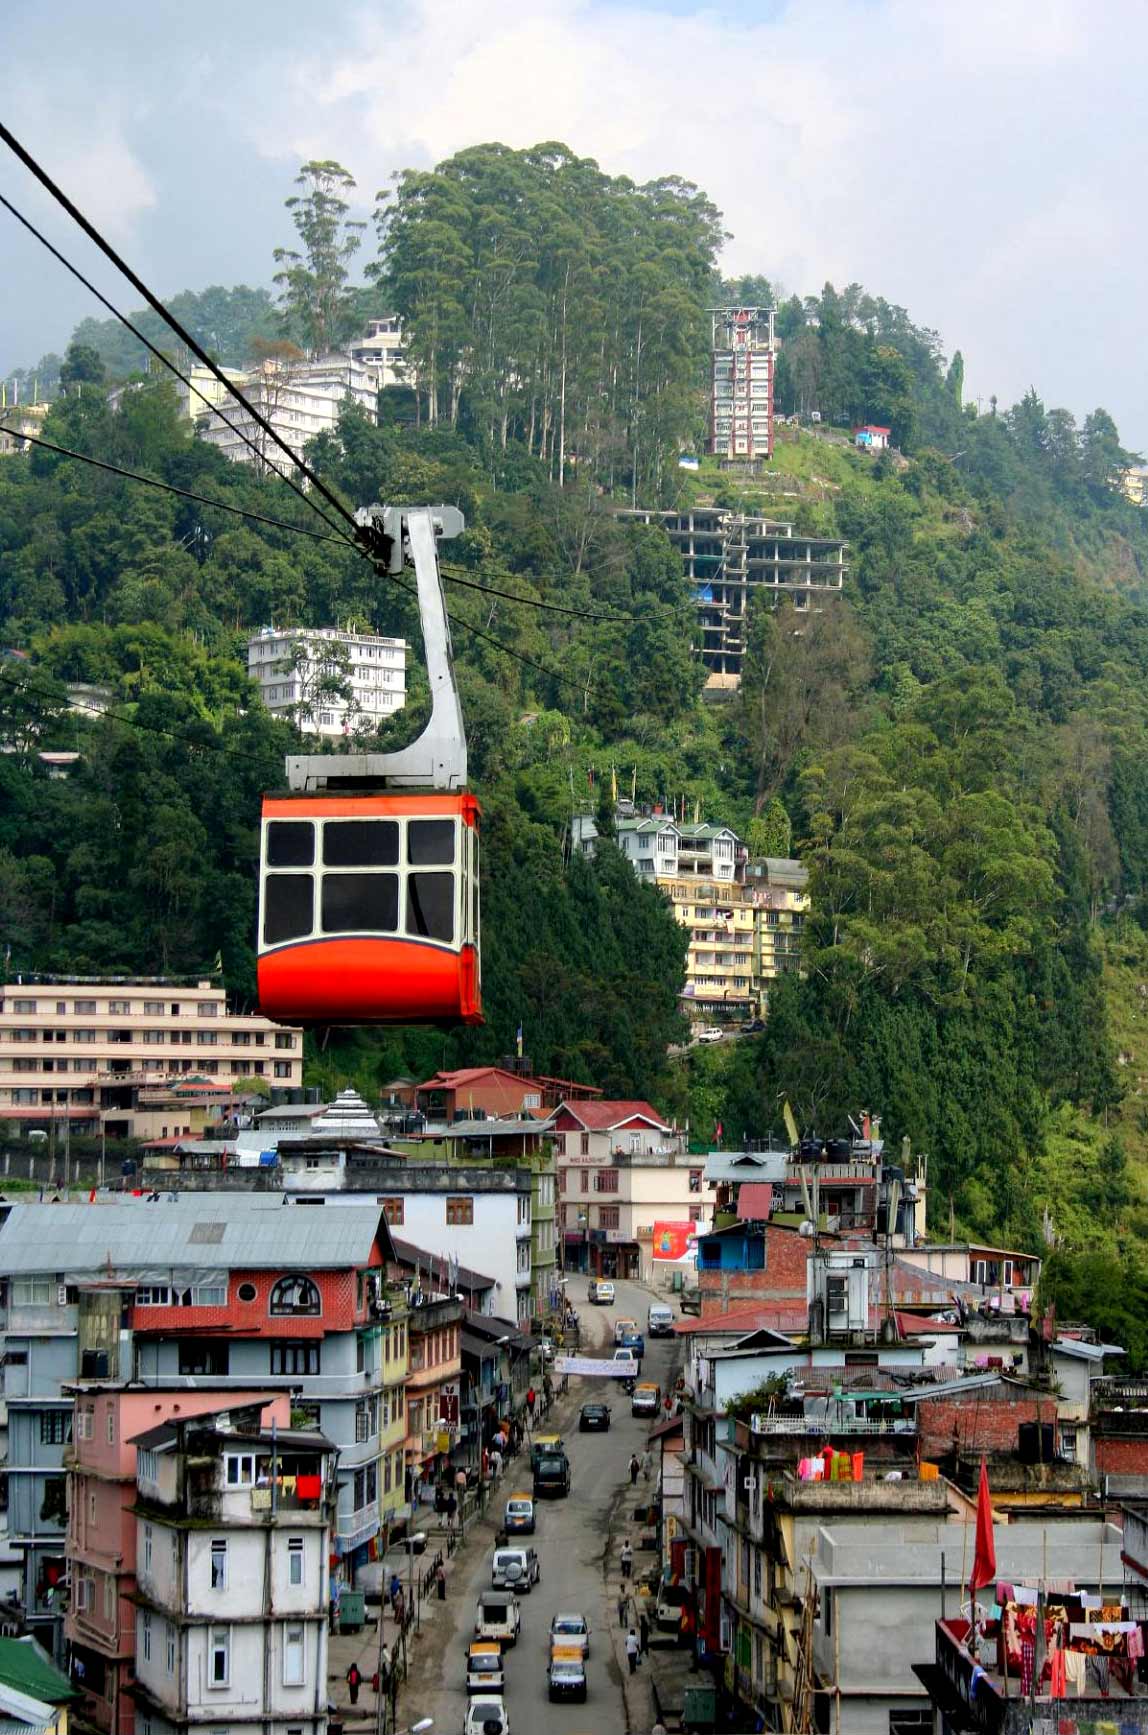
(438, 1382, 460, 1428)
(651, 1221, 697, 1263)
(554, 1356, 640, 1378)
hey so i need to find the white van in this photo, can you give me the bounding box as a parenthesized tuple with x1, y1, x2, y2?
(648, 1303, 675, 1337)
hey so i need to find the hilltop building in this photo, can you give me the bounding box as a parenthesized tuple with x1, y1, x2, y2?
(247, 625, 406, 736)
(348, 314, 407, 387)
(709, 306, 774, 464)
(197, 353, 379, 468)
(617, 506, 847, 688)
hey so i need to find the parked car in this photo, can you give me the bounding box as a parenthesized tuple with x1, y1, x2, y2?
(463, 1694, 510, 1735)
(503, 1495, 535, 1536)
(466, 1642, 505, 1695)
(474, 1590, 521, 1647)
(491, 1546, 541, 1591)
(740, 1016, 766, 1034)
(549, 1612, 591, 1657)
(548, 1648, 587, 1703)
(579, 1402, 611, 1432)
(695, 1025, 724, 1043)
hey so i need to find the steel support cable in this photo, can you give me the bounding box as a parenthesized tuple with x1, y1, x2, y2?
(0, 122, 368, 551)
(0, 189, 359, 548)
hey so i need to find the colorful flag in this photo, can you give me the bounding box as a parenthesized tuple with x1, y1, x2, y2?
(969, 1457, 996, 1592)
(516, 1022, 523, 1059)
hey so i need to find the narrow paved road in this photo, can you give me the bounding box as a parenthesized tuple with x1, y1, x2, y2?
(401, 1274, 681, 1735)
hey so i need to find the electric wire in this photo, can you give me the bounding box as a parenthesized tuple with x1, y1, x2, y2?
(0, 123, 367, 549)
(0, 188, 360, 548)
(0, 425, 351, 545)
(0, 164, 625, 631)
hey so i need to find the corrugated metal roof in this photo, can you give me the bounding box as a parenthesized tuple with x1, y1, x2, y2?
(0, 1196, 385, 1275)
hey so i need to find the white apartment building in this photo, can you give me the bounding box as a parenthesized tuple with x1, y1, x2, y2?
(173, 366, 250, 423)
(132, 1403, 332, 1735)
(248, 625, 407, 736)
(199, 353, 380, 468)
(614, 815, 680, 880)
(0, 979, 302, 1138)
(551, 1100, 710, 1281)
(349, 315, 407, 388)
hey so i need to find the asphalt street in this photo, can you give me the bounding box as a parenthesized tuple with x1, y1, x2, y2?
(402, 1274, 681, 1735)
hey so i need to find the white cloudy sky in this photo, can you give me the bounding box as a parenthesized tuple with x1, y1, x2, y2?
(2, 0, 1146, 442)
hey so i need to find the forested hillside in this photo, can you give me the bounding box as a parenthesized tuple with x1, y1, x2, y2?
(4, 139, 1148, 1346)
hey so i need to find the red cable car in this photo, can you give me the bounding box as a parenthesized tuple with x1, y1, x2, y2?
(257, 506, 483, 1027)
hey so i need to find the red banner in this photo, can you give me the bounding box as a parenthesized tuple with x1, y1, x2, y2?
(651, 1221, 696, 1262)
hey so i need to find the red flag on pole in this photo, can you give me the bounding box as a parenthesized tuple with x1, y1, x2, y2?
(969, 1457, 996, 1593)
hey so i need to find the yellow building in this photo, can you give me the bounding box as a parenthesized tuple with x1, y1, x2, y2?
(378, 1302, 410, 1540)
(1120, 465, 1148, 506)
(656, 853, 808, 1024)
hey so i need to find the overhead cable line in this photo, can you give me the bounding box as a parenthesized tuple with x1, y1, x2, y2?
(0, 425, 351, 545)
(0, 123, 367, 550)
(0, 188, 358, 547)
(439, 563, 626, 622)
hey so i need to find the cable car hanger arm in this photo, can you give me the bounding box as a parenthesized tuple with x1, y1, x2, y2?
(285, 504, 468, 793)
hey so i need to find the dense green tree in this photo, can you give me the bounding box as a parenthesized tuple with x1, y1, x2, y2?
(274, 161, 367, 355)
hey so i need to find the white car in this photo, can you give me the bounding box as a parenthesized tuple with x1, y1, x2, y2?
(550, 1611, 591, 1657)
(464, 1697, 509, 1735)
(695, 1025, 724, 1043)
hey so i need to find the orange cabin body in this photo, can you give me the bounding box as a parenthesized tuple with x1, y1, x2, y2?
(257, 792, 482, 1027)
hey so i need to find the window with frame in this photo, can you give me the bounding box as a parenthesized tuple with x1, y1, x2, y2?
(143, 1525, 153, 1573)
(179, 1340, 230, 1376)
(283, 1623, 305, 1687)
(165, 1623, 176, 1675)
(287, 1537, 304, 1586)
(598, 1206, 620, 1230)
(269, 1276, 321, 1315)
(579, 1133, 590, 1155)
(40, 1411, 70, 1445)
(445, 1196, 473, 1226)
(689, 1205, 703, 1223)
(141, 1612, 152, 1663)
(209, 1626, 230, 1687)
(380, 1196, 404, 1225)
(210, 1539, 227, 1591)
(76, 1406, 94, 1441)
(270, 1341, 320, 1376)
(13, 1277, 52, 1306)
(594, 1169, 618, 1193)
(225, 1453, 256, 1488)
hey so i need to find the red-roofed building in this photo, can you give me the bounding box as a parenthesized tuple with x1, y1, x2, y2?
(415, 1065, 599, 1122)
(552, 1100, 709, 1281)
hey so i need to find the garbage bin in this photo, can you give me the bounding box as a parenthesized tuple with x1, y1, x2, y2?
(338, 1591, 366, 1633)
(683, 1683, 717, 1729)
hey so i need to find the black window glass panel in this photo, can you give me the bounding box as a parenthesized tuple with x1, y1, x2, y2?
(407, 819, 455, 866)
(407, 873, 454, 943)
(323, 820, 399, 867)
(263, 875, 313, 944)
(267, 822, 314, 868)
(321, 872, 398, 934)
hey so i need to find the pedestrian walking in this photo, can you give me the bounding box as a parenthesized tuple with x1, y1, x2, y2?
(435, 1561, 446, 1601)
(526, 1386, 536, 1422)
(618, 1589, 630, 1628)
(345, 1663, 362, 1705)
(629, 1453, 640, 1486)
(652, 1721, 668, 1735)
(641, 1449, 653, 1482)
(620, 1538, 633, 1580)
(625, 1629, 640, 1675)
(639, 1610, 650, 1654)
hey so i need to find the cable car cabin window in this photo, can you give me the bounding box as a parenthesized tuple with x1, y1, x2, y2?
(264, 875, 314, 945)
(323, 820, 399, 867)
(408, 819, 455, 865)
(321, 873, 398, 935)
(407, 873, 454, 943)
(267, 822, 314, 868)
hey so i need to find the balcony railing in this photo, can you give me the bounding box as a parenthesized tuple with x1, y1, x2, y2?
(748, 1414, 917, 1437)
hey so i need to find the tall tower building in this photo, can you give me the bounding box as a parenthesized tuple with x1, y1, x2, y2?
(709, 306, 775, 464)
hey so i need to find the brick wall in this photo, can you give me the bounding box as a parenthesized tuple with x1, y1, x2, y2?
(128, 1264, 367, 1337)
(1094, 1432, 1148, 1477)
(916, 1390, 1053, 1458)
(699, 1224, 809, 1315)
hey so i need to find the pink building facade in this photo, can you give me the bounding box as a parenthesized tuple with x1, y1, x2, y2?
(66, 1387, 288, 1735)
